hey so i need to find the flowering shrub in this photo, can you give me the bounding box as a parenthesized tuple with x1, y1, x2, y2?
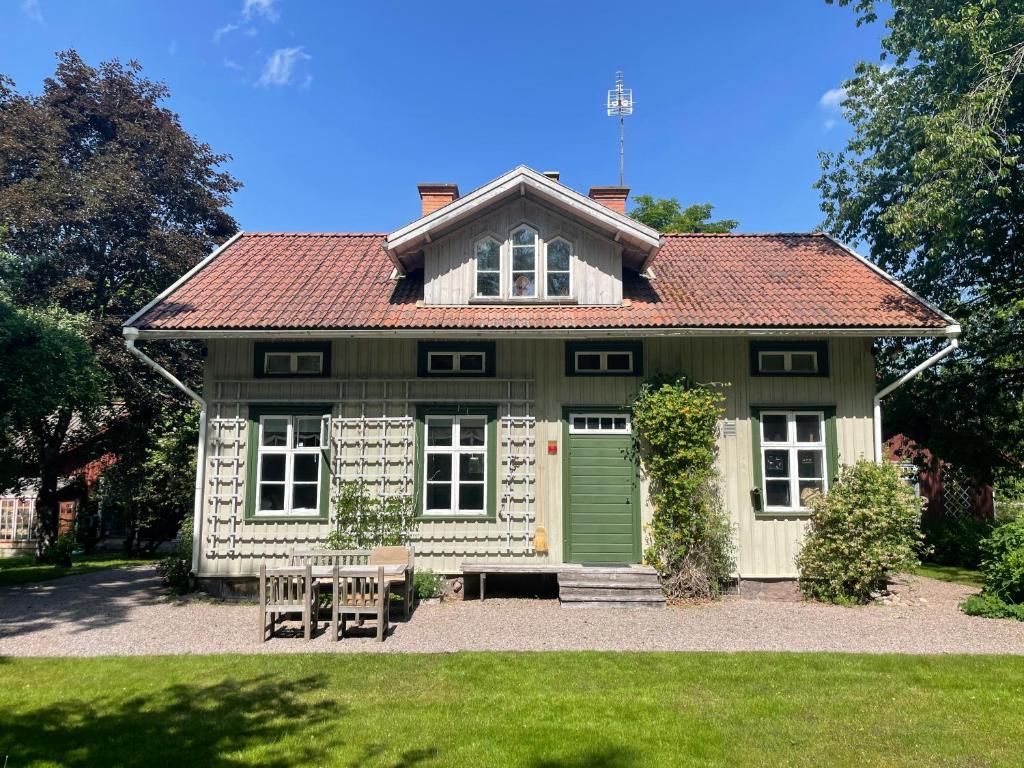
(796, 460, 926, 604)
(631, 377, 734, 598)
(960, 517, 1024, 621)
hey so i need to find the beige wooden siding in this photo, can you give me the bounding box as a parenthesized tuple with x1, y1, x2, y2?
(198, 336, 875, 579)
(423, 197, 622, 306)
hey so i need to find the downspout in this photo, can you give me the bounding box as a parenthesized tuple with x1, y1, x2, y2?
(124, 329, 207, 573)
(873, 325, 961, 462)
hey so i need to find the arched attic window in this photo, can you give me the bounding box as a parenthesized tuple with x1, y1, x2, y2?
(510, 225, 537, 298)
(474, 236, 501, 297)
(546, 237, 572, 297)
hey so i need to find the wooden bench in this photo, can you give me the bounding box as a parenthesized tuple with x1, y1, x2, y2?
(460, 563, 564, 601)
(257, 564, 319, 642)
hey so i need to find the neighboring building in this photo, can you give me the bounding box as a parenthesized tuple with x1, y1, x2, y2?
(123, 166, 959, 593)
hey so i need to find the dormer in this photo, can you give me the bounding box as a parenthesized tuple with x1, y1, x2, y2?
(385, 166, 661, 307)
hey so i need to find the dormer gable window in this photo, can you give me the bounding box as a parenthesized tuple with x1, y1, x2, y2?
(510, 226, 537, 297)
(474, 237, 501, 297)
(546, 238, 572, 297)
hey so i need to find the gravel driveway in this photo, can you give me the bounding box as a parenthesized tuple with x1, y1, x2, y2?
(1, 565, 1022, 656)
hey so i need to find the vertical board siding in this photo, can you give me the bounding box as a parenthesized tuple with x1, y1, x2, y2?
(423, 197, 622, 306)
(199, 336, 876, 578)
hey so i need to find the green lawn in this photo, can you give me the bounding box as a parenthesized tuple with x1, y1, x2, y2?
(1, 653, 1022, 767)
(915, 562, 984, 588)
(0, 552, 159, 588)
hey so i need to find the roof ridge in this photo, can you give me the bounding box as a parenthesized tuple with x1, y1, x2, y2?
(242, 232, 387, 238)
(661, 232, 822, 238)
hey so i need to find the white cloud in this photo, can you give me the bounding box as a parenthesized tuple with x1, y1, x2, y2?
(257, 46, 311, 87)
(213, 22, 239, 42)
(819, 87, 847, 110)
(243, 0, 279, 22)
(22, 0, 44, 23)
(223, 58, 244, 71)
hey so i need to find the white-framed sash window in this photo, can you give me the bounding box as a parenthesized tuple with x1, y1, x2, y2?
(510, 226, 538, 297)
(255, 414, 324, 516)
(423, 414, 487, 515)
(760, 410, 827, 511)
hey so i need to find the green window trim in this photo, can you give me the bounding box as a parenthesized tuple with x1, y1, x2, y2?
(416, 341, 497, 378)
(564, 340, 644, 377)
(413, 404, 498, 521)
(749, 340, 829, 377)
(244, 404, 332, 522)
(253, 341, 332, 379)
(750, 405, 838, 518)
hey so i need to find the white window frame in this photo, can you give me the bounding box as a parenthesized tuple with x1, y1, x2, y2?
(254, 414, 325, 517)
(760, 410, 828, 512)
(569, 412, 631, 435)
(423, 414, 488, 516)
(426, 350, 487, 375)
(757, 350, 819, 374)
(574, 350, 635, 374)
(473, 236, 502, 298)
(263, 351, 324, 376)
(509, 225, 538, 299)
(544, 237, 573, 298)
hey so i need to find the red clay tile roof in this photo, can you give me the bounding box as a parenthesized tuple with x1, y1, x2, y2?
(130, 232, 950, 332)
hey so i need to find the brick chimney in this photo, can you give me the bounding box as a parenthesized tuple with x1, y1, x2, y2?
(542, 170, 560, 182)
(417, 183, 460, 216)
(588, 186, 630, 214)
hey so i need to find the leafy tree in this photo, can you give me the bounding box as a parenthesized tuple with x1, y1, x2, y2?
(0, 296, 107, 549)
(629, 197, 738, 233)
(817, 0, 1024, 482)
(0, 51, 239, 548)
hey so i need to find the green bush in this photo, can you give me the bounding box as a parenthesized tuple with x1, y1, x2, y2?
(326, 482, 414, 550)
(631, 377, 735, 598)
(976, 517, 1024, 604)
(157, 517, 193, 595)
(921, 514, 993, 569)
(960, 592, 1024, 621)
(41, 532, 76, 567)
(797, 460, 927, 604)
(414, 569, 445, 600)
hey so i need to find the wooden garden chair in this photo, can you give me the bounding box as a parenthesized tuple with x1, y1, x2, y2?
(288, 548, 370, 567)
(328, 565, 390, 642)
(369, 546, 416, 619)
(257, 564, 319, 642)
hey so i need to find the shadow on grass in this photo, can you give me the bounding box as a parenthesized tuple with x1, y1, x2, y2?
(530, 748, 637, 768)
(0, 672, 348, 767)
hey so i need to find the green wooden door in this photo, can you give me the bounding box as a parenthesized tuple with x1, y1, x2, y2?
(564, 412, 640, 564)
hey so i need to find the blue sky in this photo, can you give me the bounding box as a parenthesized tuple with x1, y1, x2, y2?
(4, 0, 886, 234)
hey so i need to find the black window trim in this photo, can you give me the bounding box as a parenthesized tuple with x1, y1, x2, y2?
(417, 341, 496, 378)
(749, 340, 829, 377)
(253, 341, 332, 379)
(565, 340, 643, 377)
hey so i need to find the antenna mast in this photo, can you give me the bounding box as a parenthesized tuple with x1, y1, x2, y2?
(606, 70, 633, 185)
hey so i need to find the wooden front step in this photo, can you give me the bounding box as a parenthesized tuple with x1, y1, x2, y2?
(557, 567, 665, 608)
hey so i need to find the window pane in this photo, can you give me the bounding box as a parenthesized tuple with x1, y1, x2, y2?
(295, 418, 321, 448)
(512, 227, 534, 246)
(429, 353, 455, 371)
(427, 453, 452, 481)
(292, 484, 318, 511)
(475, 239, 500, 271)
(427, 419, 453, 446)
(476, 273, 500, 296)
(799, 480, 824, 506)
(460, 421, 485, 447)
(614, 417, 627, 430)
(512, 273, 535, 296)
(606, 352, 632, 371)
(259, 484, 285, 512)
(458, 353, 484, 372)
(573, 417, 586, 430)
(759, 353, 786, 373)
(765, 480, 791, 507)
(294, 353, 321, 374)
(547, 240, 570, 271)
(762, 415, 788, 443)
(264, 353, 291, 374)
(294, 453, 319, 482)
(586, 417, 600, 430)
(460, 453, 485, 482)
(261, 418, 288, 447)
(512, 250, 535, 271)
(790, 352, 817, 372)
(426, 484, 451, 510)
(547, 273, 570, 296)
(764, 450, 790, 478)
(600, 417, 613, 430)
(797, 450, 823, 479)
(576, 353, 601, 371)
(795, 415, 821, 443)
(260, 454, 286, 482)
(459, 483, 484, 511)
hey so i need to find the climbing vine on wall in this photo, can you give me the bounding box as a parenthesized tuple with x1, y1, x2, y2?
(631, 376, 735, 598)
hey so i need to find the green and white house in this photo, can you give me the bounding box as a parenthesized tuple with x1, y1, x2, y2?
(123, 166, 959, 594)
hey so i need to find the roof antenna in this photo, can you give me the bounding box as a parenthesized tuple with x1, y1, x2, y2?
(606, 70, 633, 186)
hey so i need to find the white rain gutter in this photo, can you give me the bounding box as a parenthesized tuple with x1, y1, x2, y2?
(124, 329, 207, 573)
(873, 325, 961, 462)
